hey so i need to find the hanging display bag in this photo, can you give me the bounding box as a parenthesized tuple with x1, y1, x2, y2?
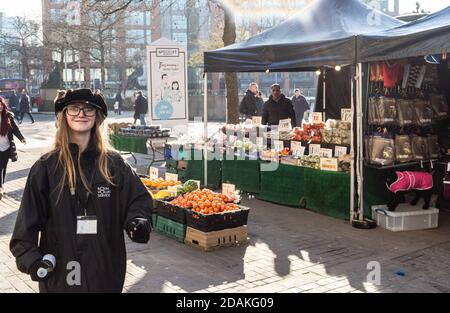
(396, 99, 415, 126)
(368, 136, 395, 166)
(395, 135, 413, 163)
(427, 135, 440, 159)
(368, 97, 380, 125)
(379, 97, 398, 125)
(430, 94, 449, 120)
(413, 99, 434, 126)
(411, 135, 429, 160)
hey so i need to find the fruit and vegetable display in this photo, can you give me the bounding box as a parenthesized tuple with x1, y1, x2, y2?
(152, 190, 173, 199)
(321, 120, 351, 145)
(174, 180, 200, 196)
(170, 189, 239, 214)
(118, 124, 170, 137)
(290, 123, 324, 142)
(141, 177, 181, 189)
(298, 155, 321, 169)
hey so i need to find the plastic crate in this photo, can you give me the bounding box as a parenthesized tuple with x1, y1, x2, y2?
(151, 213, 158, 228)
(185, 206, 250, 232)
(184, 226, 248, 251)
(371, 202, 439, 232)
(155, 199, 187, 224)
(155, 216, 186, 243)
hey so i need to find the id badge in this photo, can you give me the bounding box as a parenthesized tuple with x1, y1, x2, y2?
(76, 216, 97, 234)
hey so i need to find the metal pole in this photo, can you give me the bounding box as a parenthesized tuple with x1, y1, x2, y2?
(356, 63, 364, 221)
(203, 72, 208, 186)
(350, 72, 355, 222)
(322, 68, 326, 122)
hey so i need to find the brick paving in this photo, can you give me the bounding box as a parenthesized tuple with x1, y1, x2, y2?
(1, 113, 450, 293)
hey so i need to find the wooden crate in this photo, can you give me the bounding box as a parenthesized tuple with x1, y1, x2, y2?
(184, 226, 248, 251)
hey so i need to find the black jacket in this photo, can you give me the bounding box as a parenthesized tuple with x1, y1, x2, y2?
(9, 141, 153, 293)
(239, 90, 257, 118)
(9, 94, 19, 110)
(134, 95, 148, 114)
(115, 93, 123, 105)
(2, 112, 24, 161)
(255, 97, 264, 116)
(262, 94, 296, 127)
(292, 95, 310, 126)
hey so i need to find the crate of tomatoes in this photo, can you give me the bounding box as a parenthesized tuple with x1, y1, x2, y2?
(171, 189, 250, 232)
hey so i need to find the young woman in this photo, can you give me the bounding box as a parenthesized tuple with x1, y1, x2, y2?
(10, 88, 153, 293)
(0, 97, 26, 200)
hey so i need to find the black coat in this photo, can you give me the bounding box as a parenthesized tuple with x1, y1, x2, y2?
(262, 94, 296, 127)
(9, 142, 153, 293)
(9, 94, 19, 111)
(3, 112, 24, 161)
(255, 97, 264, 116)
(239, 90, 257, 118)
(134, 95, 148, 114)
(115, 93, 124, 106)
(19, 95, 31, 113)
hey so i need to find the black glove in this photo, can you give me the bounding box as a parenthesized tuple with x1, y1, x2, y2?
(29, 258, 54, 282)
(126, 218, 151, 243)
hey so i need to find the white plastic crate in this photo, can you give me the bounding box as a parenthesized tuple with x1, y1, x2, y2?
(372, 200, 439, 232)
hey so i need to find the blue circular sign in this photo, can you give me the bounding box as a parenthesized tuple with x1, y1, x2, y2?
(155, 100, 174, 120)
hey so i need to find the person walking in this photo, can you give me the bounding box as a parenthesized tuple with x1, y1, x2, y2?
(19, 90, 35, 124)
(291, 88, 310, 126)
(9, 88, 153, 292)
(114, 91, 123, 115)
(9, 90, 20, 117)
(262, 84, 296, 128)
(0, 97, 26, 200)
(134, 91, 148, 126)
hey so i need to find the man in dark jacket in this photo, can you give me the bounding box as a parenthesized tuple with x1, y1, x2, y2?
(262, 84, 296, 128)
(19, 90, 35, 124)
(292, 88, 310, 126)
(114, 91, 123, 115)
(239, 82, 258, 119)
(134, 91, 148, 125)
(9, 90, 20, 116)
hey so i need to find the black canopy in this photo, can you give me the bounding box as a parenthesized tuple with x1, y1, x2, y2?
(204, 0, 403, 73)
(358, 6, 450, 62)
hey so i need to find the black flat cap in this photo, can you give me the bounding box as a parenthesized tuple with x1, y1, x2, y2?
(54, 88, 108, 117)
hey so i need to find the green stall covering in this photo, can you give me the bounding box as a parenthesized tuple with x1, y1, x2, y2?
(258, 164, 351, 220)
(222, 157, 261, 194)
(109, 134, 148, 154)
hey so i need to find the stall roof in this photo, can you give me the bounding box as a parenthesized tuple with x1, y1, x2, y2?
(358, 6, 450, 62)
(204, 0, 403, 73)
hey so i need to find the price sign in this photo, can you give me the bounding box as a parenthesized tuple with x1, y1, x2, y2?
(341, 109, 352, 123)
(320, 148, 333, 158)
(165, 172, 178, 181)
(335, 146, 348, 158)
(309, 144, 321, 156)
(252, 116, 262, 125)
(167, 185, 179, 196)
(278, 118, 291, 132)
(222, 183, 236, 200)
(294, 146, 306, 158)
(273, 140, 284, 151)
(291, 141, 302, 153)
(320, 158, 339, 172)
(149, 167, 159, 179)
(312, 112, 323, 123)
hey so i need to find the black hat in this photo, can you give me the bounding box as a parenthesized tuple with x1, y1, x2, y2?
(54, 88, 108, 117)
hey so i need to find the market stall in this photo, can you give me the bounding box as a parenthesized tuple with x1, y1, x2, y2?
(202, 0, 403, 221)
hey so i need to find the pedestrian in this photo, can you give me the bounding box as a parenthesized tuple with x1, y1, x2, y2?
(9, 88, 153, 293)
(19, 90, 35, 124)
(262, 83, 296, 128)
(291, 88, 310, 126)
(0, 97, 26, 200)
(114, 91, 123, 115)
(255, 91, 264, 116)
(9, 90, 20, 117)
(239, 82, 258, 120)
(134, 91, 148, 126)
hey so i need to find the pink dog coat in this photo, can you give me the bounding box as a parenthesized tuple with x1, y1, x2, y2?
(388, 171, 433, 194)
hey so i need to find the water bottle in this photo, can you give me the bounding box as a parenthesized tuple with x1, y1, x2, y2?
(37, 254, 56, 279)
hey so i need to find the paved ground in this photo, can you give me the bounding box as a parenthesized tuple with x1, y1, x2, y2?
(1, 113, 450, 293)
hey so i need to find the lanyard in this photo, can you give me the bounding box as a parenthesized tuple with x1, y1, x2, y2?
(70, 165, 97, 217)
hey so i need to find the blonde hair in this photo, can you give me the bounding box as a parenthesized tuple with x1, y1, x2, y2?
(49, 103, 114, 202)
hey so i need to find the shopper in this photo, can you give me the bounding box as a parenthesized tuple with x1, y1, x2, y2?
(291, 88, 310, 126)
(9, 90, 20, 117)
(255, 91, 265, 116)
(239, 82, 258, 120)
(134, 91, 148, 126)
(10, 88, 153, 292)
(0, 97, 26, 200)
(262, 84, 296, 128)
(19, 90, 35, 124)
(114, 91, 123, 115)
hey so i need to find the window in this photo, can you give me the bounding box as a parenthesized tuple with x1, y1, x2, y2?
(144, 11, 152, 25)
(126, 29, 145, 44)
(125, 12, 144, 25)
(107, 68, 120, 82)
(145, 30, 152, 44)
(52, 51, 62, 62)
(126, 48, 142, 59)
(74, 68, 84, 82)
(63, 69, 72, 82)
(90, 68, 102, 80)
(50, 9, 63, 22)
(172, 32, 187, 43)
(172, 15, 187, 30)
(90, 49, 101, 62)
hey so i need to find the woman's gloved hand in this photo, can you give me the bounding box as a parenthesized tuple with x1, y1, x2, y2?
(29, 257, 54, 282)
(126, 217, 151, 243)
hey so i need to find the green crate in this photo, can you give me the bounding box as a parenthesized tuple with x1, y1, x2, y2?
(155, 216, 186, 243)
(151, 214, 158, 228)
